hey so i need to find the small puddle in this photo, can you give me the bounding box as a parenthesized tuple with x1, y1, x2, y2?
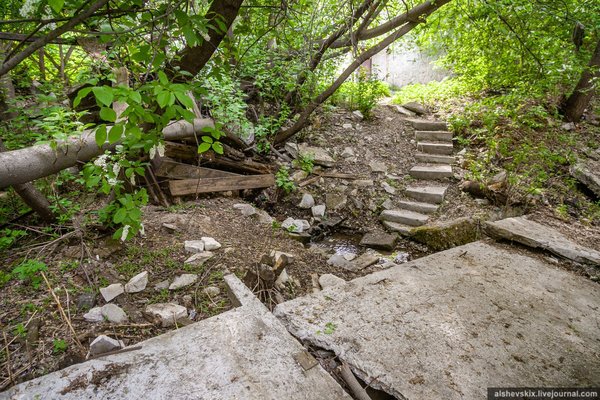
(309, 232, 411, 263)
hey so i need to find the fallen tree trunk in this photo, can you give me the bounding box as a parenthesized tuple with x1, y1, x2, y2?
(0, 118, 214, 189)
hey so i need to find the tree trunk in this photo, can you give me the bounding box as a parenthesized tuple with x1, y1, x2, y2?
(562, 38, 600, 122)
(0, 118, 213, 189)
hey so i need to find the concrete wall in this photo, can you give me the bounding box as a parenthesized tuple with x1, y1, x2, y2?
(371, 47, 448, 88)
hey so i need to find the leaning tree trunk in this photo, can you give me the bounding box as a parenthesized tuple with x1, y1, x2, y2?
(0, 118, 214, 189)
(562, 38, 600, 122)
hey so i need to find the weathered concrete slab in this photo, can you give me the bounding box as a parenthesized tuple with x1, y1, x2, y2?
(274, 241, 600, 399)
(485, 216, 600, 266)
(2, 275, 350, 400)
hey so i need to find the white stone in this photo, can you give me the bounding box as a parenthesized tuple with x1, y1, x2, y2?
(382, 182, 396, 194)
(381, 199, 394, 210)
(145, 303, 188, 327)
(256, 210, 274, 225)
(342, 253, 357, 261)
(298, 193, 315, 209)
(281, 218, 310, 233)
(83, 307, 104, 323)
(233, 203, 256, 217)
(326, 254, 352, 269)
(352, 179, 374, 187)
(184, 240, 205, 253)
(342, 123, 353, 129)
(101, 304, 128, 323)
(89, 335, 124, 356)
(352, 110, 364, 121)
(201, 237, 222, 251)
(311, 205, 326, 218)
(185, 251, 214, 266)
(124, 271, 148, 293)
(202, 286, 221, 297)
(369, 161, 387, 173)
(341, 147, 355, 158)
(154, 280, 169, 291)
(275, 269, 289, 290)
(318, 274, 346, 289)
(99, 283, 124, 302)
(169, 274, 198, 290)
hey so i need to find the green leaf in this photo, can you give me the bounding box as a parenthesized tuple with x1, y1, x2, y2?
(113, 208, 127, 224)
(198, 142, 211, 153)
(128, 91, 142, 104)
(108, 125, 123, 144)
(212, 142, 224, 155)
(48, 0, 64, 13)
(201, 136, 213, 143)
(156, 91, 173, 108)
(174, 91, 195, 109)
(95, 125, 107, 147)
(99, 107, 117, 122)
(73, 87, 92, 107)
(92, 87, 113, 107)
(157, 71, 168, 85)
(182, 25, 197, 47)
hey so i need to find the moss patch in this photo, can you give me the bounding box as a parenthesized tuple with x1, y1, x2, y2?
(410, 217, 482, 251)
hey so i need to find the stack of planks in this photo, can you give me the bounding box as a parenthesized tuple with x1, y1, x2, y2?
(148, 134, 274, 203)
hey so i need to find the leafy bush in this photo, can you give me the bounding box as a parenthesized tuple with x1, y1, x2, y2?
(12, 260, 48, 289)
(275, 166, 296, 194)
(0, 229, 27, 250)
(331, 71, 390, 118)
(292, 152, 314, 174)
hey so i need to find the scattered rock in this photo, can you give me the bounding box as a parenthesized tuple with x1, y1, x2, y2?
(342, 123, 353, 129)
(291, 170, 309, 182)
(201, 237, 222, 251)
(341, 147, 355, 158)
(352, 179, 374, 187)
(325, 193, 347, 210)
(184, 240, 205, 253)
(76, 293, 96, 310)
(360, 232, 397, 251)
(382, 182, 396, 194)
(381, 199, 394, 210)
(389, 104, 416, 116)
(351, 253, 380, 270)
(124, 271, 148, 293)
(184, 251, 214, 266)
(319, 274, 346, 289)
(154, 280, 169, 291)
(162, 223, 179, 233)
(298, 144, 335, 167)
(275, 269, 289, 290)
(89, 335, 124, 356)
(284, 142, 299, 158)
(99, 283, 124, 302)
(83, 307, 104, 323)
(327, 254, 353, 269)
(312, 204, 326, 218)
(101, 304, 128, 323)
(561, 122, 576, 131)
(233, 203, 256, 217)
(182, 295, 193, 308)
(402, 101, 428, 115)
(394, 252, 410, 264)
(270, 250, 294, 266)
(342, 253, 357, 261)
(169, 274, 198, 290)
(256, 210, 275, 225)
(298, 193, 315, 209)
(145, 303, 188, 327)
(368, 160, 387, 173)
(570, 159, 600, 197)
(202, 286, 221, 297)
(282, 217, 310, 233)
(411, 217, 482, 251)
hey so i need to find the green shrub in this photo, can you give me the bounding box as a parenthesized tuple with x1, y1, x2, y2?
(331, 71, 390, 118)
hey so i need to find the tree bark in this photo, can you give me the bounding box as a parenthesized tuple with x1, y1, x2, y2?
(0, 118, 213, 189)
(562, 38, 600, 122)
(167, 0, 244, 81)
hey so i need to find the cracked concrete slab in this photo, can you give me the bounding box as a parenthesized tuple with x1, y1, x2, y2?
(2, 275, 350, 400)
(485, 215, 600, 266)
(274, 241, 600, 400)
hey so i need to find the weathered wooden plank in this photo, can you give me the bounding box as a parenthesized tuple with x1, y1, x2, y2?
(199, 152, 272, 175)
(164, 141, 198, 161)
(169, 174, 275, 196)
(154, 158, 238, 180)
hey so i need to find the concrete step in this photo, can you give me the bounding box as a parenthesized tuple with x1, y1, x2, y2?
(415, 153, 455, 164)
(417, 142, 453, 155)
(409, 165, 453, 180)
(382, 221, 413, 236)
(405, 185, 448, 204)
(408, 119, 447, 131)
(397, 200, 439, 214)
(415, 131, 452, 142)
(380, 209, 429, 227)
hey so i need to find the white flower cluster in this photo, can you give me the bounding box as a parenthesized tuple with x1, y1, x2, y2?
(93, 153, 122, 187)
(120, 225, 130, 242)
(42, 6, 56, 29)
(148, 142, 165, 159)
(20, 0, 40, 18)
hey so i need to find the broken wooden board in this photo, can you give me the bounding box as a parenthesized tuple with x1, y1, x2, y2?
(154, 158, 239, 180)
(164, 141, 198, 161)
(199, 152, 272, 175)
(169, 174, 275, 196)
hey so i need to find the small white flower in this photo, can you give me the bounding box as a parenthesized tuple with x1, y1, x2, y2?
(112, 163, 121, 176)
(120, 225, 130, 242)
(149, 146, 157, 160)
(139, 224, 145, 236)
(94, 154, 109, 168)
(107, 177, 118, 186)
(157, 142, 165, 157)
(201, 32, 211, 42)
(115, 145, 124, 152)
(130, 174, 135, 186)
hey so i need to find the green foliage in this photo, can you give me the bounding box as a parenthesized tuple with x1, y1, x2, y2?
(292, 152, 314, 174)
(52, 339, 68, 354)
(14, 323, 27, 338)
(12, 260, 48, 289)
(331, 71, 390, 118)
(0, 229, 27, 250)
(275, 166, 296, 194)
(0, 271, 12, 288)
(197, 125, 225, 155)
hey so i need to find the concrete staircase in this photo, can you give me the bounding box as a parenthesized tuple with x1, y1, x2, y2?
(381, 119, 454, 234)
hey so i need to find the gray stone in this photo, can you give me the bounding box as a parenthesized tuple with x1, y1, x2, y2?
(561, 122, 576, 131)
(184, 251, 214, 266)
(318, 274, 346, 289)
(233, 203, 256, 217)
(381, 182, 396, 194)
(411, 217, 481, 251)
(99, 283, 124, 302)
(291, 170, 309, 182)
(351, 110, 364, 121)
(406, 185, 447, 204)
(409, 165, 453, 180)
(124, 271, 148, 293)
(285, 142, 299, 158)
(256, 210, 275, 225)
(202, 286, 221, 297)
(298, 193, 315, 209)
(389, 104, 416, 116)
(275, 269, 290, 289)
(417, 141, 453, 155)
(169, 274, 198, 290)
(154, 280, 169, 291)
(368, 160, 387, 173)
(380, 209, 429, 227)
(485, 216, 600, 265)
(76, 293, 96, 310)
(382, 221, 413, 236)
(352, 179, 374, 187)
(145, 303, 188, 327)
(415, 153, 455, 164)
(83, 307, 104, 323)
(298, 144, 335, 167)
(360, 232, 397, 251)
(326, 254, 353, 270)
(274, 241, 600, 400)
(351, 253, 380, 270)
(162, 223, 179, 233)
(89, 335, 124, 356)
(342, 123, 353, 129)
(402, 101, 427, 115)
(341, 147, 355, 158)
(282, 217, 310, 233)
(184, 240, 205, 253)
(381, 199, 394, 210)
(101, 304, 128, 323)
(397, 200, 438, 214)
(570, 159, 600, 197)
(201, 237, 221, 251)
(325, 193, 347, 210)
(415, 130, 453, 142)
(408, 119, 447, 131)
(270, 250, 295, 266)
(311, 204, 326, 217)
